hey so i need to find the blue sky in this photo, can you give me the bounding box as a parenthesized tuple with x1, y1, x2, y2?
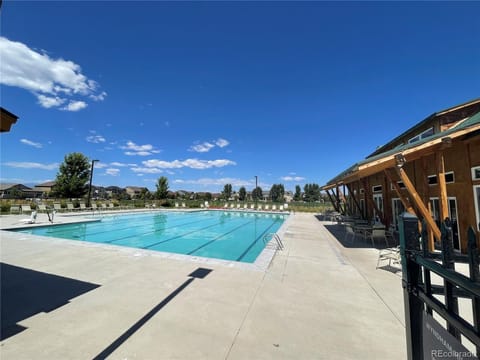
(1, 1, 479, 193)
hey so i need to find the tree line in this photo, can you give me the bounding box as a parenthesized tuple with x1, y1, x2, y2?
(49, 153, 323, 202)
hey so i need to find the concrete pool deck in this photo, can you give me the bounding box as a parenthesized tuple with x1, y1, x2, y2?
(0, 212, 406, 359)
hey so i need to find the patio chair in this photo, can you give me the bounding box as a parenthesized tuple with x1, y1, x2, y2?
(21, 210, 37, 224)
(376, 246, 401, 269)
(250, 204, 255, 210)
(365, 227, 389, 248)
(181, 202, 186, 208)
(257, 204, 263, 211)
(79, 203, 88, 211)
(272, 205, 277, 211)
(91, 203, 98, 210)
(21, 204, 33, 214)
(279, 205, 284, 211)
(243, 204, 248, 210)
(67, 203, 75, 212)
(10, 205, 21, 214)
(53, 203, 63, 212)
(345, 224, 357, 243)
(265, 205, 270, 211)
(175, 202, 179, 208)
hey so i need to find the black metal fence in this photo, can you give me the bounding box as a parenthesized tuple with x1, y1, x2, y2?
(399, 212, 480, 359)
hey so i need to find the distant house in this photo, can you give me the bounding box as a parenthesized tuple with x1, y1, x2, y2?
(33, 181, 56, 197)
(0, 183, 32, 199)
(0, 107, 19, 133)
(125, 186, 149, 198)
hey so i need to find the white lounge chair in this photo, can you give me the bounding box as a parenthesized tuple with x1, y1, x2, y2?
(250, 204, 255, 210)
(272, 205, 277, 211)
(53, 203, 63, 212)
(175, 202, 179, 208)
(21, 211, 37, 224)
(67, 203, 75, 212)
(264, 205, 270, 211)
(21, 204, 32, 214)
(10, 205, 21, 214)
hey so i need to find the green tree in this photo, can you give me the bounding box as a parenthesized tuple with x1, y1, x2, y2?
(303, 183, 321, 202)
(293, 185, 302, 201)
(155, 176, 169, 199)
(222, 184, 232, 200)
(238, 187, 247, 201)
(252, 186, 263, 201)
(52, 152, 90, 198)
(269, 184, 285, 202)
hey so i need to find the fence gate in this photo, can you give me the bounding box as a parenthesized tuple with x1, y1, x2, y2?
(399, 212, 480, 360)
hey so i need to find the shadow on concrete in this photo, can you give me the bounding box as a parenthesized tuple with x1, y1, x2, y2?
(314, 215, 394, 250)
(0, 262, 100, 341)
(92, 267, 213, 360)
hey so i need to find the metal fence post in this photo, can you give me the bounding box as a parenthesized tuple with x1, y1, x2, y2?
(399, 212, 424, 360)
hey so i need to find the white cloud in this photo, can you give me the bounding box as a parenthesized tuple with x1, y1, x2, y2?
(37, 94, 66, 108)
(4, 161, 58, 170)
(110, 162, 132, 167)
(89, 91, 107, 101)
(190, 142, 215, 153)
(143, 158, 236, 170)
(20, 138, 43, 148)
(173, 177, 251, 187)
(281, 176, 306, 182)
(215, 138, 229, 148)
(0, 36, 106, 111)
(105, 168, 120, 176)
(130, 167, 163, 174)
(94, 162, 108, 169)
(62, 100, 87, 111)
(86, 132, 106, 143)
(189, 138, 230, 153)
(120, 141, 161, 156)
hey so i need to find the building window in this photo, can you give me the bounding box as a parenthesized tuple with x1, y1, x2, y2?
(429, 197, 460, 251)
(408, 127, 434, 144)
(391, 198, 405, 229)
(472, 166, 480, 181)
(391, 181, 406, 190)
(445, 171, 455, 184)
(427, 171, 455, 185)
(360, 188, 364, 194)
(372, 185, 382, 193)
(428, 175, 438, 185)
(474, 186, 480, 231)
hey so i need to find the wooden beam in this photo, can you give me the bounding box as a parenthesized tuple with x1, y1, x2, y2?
(326, 190, 338, 212)
(384, 168, 415, 214)
(395, 165, 441, 241)
(422, 157, 435, 251)
(436, 150, 449, 222)
(362, 178, 384, 221)
(346, 183, 362, 216)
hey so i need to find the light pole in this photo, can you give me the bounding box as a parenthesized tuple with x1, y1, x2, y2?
(254, 175, 258, 206)
(87, 159, 99, 208)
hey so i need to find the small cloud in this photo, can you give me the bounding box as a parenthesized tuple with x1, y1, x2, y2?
(20, 138, 43, 148)
(86, 132, 106, 143)
(110, 162, 131, 167)
(130, 167, 163, 174)
(105, 168, 120, 176)
(62, 100, 87, 112)
(37, 94, 66, 108)
(281, 176, 306, 182)
(89, 91, 107, 101)
(190, 142, 215, 153)
(120, 141, 161, 156)
(4, 161, 58, 170)
(143, 158, 236, 170)
(215, 138, 229, 148)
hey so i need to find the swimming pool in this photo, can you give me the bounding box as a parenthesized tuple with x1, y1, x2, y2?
(12, 211, 288, 263)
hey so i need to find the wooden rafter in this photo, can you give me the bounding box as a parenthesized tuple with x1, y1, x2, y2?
(346, 183, 363, 217)
(384, 168, 415, 214)
(436, 150, 449, 222)
(361, 178, 384, 222)
(395, 165, 441, 241)
(326, 190, 339, 213)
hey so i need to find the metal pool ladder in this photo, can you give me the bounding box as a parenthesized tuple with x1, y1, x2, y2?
(263, 233, 284, 251)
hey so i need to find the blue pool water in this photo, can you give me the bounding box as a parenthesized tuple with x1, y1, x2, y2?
(12, 211, 288, 263)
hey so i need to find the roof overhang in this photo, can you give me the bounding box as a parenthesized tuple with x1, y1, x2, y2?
(322, 122, 480, 190)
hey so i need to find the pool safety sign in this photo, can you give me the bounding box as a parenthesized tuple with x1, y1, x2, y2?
(423, 313, 477, 360)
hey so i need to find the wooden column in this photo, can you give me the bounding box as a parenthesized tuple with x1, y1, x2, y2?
(436, 150, 449, 222)
(384, 168, 415, 214)
(422, 157, 435, 249)
(395, 165, 441, 241)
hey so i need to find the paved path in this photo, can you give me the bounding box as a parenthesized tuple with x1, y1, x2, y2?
(0, 212, 406, 359)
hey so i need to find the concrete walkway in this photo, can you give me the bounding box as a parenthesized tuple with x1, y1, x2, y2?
(0, 212, 406, 359)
